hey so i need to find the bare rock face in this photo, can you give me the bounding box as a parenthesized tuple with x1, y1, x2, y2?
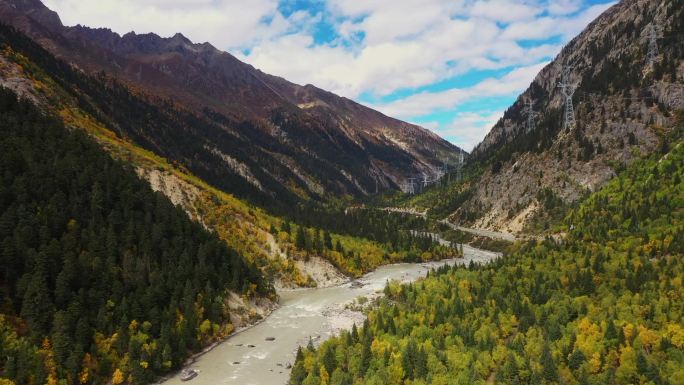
(453, 0, 683, 233)
(0, 0, 461, 204)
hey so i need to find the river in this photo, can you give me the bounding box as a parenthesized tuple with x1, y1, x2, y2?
(162, 244, 499, 385)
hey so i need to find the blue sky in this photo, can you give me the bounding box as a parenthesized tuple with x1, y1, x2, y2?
(46, 0, 615, 150)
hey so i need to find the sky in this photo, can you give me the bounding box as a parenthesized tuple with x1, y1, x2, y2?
(44, 0, 615, 151)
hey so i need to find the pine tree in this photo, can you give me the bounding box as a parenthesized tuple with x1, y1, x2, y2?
(541, 344, 558, 382)
(315, 229, 323, 252)
(360, 334, 372, 374)
(605, 319, 618, 341)
(568, 349, 586, 370)
(20, 270, 54, 338)
(290, 361, 307, 385)
(351, 323, 359, 343)
(402, 340, 416, 379)
(415, 347, 428, 379)
(322, 345, 336, 375)
(500, 353, 519, 384)
(324, 231, 333, 250)
(296, 226, 308, 250)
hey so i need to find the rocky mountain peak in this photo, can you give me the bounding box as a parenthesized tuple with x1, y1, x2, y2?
(0, 0, 62, 32)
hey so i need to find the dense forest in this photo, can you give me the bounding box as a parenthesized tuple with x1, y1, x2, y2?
(287, 206, 432, 248)
(0, 87, 272, 385)
(291, 140, 684, 384)
(272, 221, 460, 278)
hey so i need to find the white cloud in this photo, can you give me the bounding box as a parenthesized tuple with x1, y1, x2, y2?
(239, 1, 612, 101)
(373, 62, 547, 118)
(468, 0, 542, 23)
(501, 3, 614, 41)
(337, 1, 448, 45)
(546, 0, 583, 15)
(41, 0, 615, 148)
(438, 110, 505, 151)
(43, 0, 296, 48)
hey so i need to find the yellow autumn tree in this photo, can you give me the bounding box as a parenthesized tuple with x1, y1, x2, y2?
(615, 346, 637, 385)
(387, 358, 404, 385)
(319, 365, 329, 385)
(40, 338, 58, 385)
(667, 323, 684, 349)
(111, 369, 125, 385)
(588, 351, 602, 373)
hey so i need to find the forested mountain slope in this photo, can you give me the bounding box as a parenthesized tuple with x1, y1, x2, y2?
(292, 137, 684, 384)
(0, 0, 460, 205)
(0, 23, 459, 289)
(447, 0, 683, 233)
(0, 86, 274, 385)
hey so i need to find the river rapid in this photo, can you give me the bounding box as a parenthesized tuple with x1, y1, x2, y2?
(163, 244, 499, 385)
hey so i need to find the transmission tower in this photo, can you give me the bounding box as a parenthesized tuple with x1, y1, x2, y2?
(455, 149, 465, 182)
(407, 177, 416, 194)
(557, 65, 578, 130)
(646, 23, 661, 67)
(441, 157, 450, 184)
(422, 174, 430, 188)
(523, 99, 539, 133)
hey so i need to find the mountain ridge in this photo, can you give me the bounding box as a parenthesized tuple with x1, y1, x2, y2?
(0, 0, 460, 206)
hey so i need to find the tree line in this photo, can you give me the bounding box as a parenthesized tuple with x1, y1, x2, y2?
(273, 219, 461, 277)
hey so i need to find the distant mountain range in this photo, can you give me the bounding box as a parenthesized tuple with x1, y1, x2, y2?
(0, 0, 460, 211)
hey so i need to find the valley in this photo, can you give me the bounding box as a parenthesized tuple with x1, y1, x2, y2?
(0, 0, 682, 385)
(162, 245, 500, 385)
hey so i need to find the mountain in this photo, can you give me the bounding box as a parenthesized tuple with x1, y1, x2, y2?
(0, 0, 460, 211)
(0, 19, 460, 290)
(447, 0, 683, 233)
